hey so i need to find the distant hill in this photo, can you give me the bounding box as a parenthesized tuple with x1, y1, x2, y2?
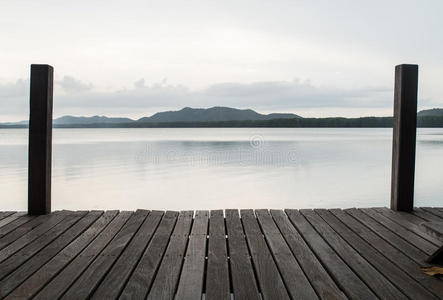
(137, 107, 301, 123)
(53, 115, 134, 125)
(1, 107, 300, 126)
(51, 107, 300, 125)
(417, 108, 443, 117)
(2, 107, 443, 128)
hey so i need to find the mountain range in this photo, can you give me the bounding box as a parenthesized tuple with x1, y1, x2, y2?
(2, 107, 443, 127)
(4, 107, 301, 126)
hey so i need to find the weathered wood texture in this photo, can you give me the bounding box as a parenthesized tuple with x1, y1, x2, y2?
(0, 208, 441, 299)
(28, 64, 54, 215)
(206, 210, 230, 300)
(391, 64, 419, 212)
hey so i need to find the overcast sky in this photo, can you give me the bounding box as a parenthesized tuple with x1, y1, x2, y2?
(1, 0, 442, 121)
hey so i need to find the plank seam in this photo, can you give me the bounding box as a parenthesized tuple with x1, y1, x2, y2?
(240, 215, 263, 295)
(0, 215, 37, 239)
(224, 215, 234, 295)
(263, 210, 321, 299)
(339, 209, 443, 298)
(142, 214, 180, 298)
(316, 210, 428, 299)
(296, 210, 378, 298)
(86, 211, 150, 298)
(57, 211, 135, 299)
(2, 212, 103, 299)
(284, 209, 356, 297)
(0, 212, 86, 281)
(360, 209, 436, 254)
(344, 209, 428, 265)
(201, 215, 209, 295)
(170, 213, 193, 299)
(308, 209, 399, 298)
(113, 212, 164, 299)
(254, 210, 313, 300)
(0, 211, 67, 254)
(30, 211, 119, 299)
(420, 208, 443, 221)
(375, 208, 440, 246)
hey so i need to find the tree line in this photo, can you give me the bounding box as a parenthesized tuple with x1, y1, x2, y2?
(2, 115, 443, 128)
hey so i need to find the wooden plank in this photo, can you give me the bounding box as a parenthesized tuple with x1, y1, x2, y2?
(270, 210, 346, 300)
(321, 209, 440, 300)
(60, 210, 149, 300)
(346, 208, 428, 265)
(411, 209, 443, 242)
(361, 208, 438, 255)
(414, 208, 443, 222)
(285, 209, 376, 300)
(391, 64, 418, 212)
(421, 222, 443, 243)
(375, 207, 441, 246)
(91, 211, 164, 299)
(0, 212, 27, 229)
(119, 211, 179, 299)
(5, 211, 118, 300)
(240, 210, 289, 300)
(255, 209, 317, 299)
(1, 208, 441, 300)
(225, 209, 260, 300)
(146, 211, 193, 300)
(302, 209, 405, 299)
(0, 211, 86, 281)
(28, 64, 54, 215)
(205, 210, 230, 300)
(421, 207, 443, 220)
(0, 211, 66, 252)
(34, 211, 132, 300)
(175, 210, 209, 300)
(0, 212, 15, 221)
(0, 211, 102, 298)
(0, 214, 35, 238)
(337, 209, 443, 298)
(0, 211, 69, 264)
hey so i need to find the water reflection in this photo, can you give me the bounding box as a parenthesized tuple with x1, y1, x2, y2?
(0, 128, 442, 210)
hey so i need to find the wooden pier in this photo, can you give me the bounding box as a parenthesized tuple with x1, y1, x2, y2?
(0, 207, 442, 299)
(2, 64, 440, 298)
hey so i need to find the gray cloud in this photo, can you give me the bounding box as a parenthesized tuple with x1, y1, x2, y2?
(0, 79, 28, 97)
(57, 76, 93, 93)
(201, 81, 393, 108)
(1, 0, 442, 121)
(0, 76, 435, 120)
(50, 78, 398, 117)
(0, 80, 29, 120)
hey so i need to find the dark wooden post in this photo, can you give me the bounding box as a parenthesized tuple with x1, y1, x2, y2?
(391, 64, 418, 212)
(28, 64, 54, 215)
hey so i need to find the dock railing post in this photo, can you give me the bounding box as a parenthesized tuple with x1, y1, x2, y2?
(28, 64, 54, 215)
(390, 64, 418, 212)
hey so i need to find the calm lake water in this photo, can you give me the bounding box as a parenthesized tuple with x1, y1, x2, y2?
(1, 128, 442, 210)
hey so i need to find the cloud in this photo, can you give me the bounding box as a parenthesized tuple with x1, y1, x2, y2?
(0, 79, 28, 97)
(201, 81, 393, 108)
(134, 79, 145, 89)
(54, 77, 394, 109)
(0, 80, 29, 120)
(0, 75, 434, 120)
(56, 76, 93, 93)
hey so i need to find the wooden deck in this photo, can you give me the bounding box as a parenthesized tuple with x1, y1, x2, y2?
(0, 208, 441, 299)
